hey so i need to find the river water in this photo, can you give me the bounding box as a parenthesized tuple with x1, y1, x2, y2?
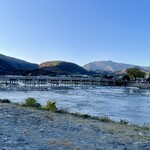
(0, 86, 150, 125)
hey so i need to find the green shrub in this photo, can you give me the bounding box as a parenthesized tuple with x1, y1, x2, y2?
(24, 98, 41, 108)
(99, 117, 113, 123)
(44, 101, 57, 112)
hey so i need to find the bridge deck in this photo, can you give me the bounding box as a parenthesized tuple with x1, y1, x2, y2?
(0, 76, 117, 88)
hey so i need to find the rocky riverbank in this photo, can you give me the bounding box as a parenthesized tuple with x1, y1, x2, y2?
(0, 102, 150, 150)
(127, 82, 150, 89)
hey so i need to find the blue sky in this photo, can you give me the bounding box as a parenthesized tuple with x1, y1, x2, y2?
(0, 0, 150, 66)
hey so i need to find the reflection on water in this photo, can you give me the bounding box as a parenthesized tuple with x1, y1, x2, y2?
(0, 86, 150, 125)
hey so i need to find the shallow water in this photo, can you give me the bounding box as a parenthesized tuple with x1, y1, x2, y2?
(0, 86, 150, 125)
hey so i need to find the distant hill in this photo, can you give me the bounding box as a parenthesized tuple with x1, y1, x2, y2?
(0, 54, 88, 75)
(1, 53, 150, 76)
(83, 60, 150, 72)
(39, 61, 89, 75)
(0, 54, 38, 74)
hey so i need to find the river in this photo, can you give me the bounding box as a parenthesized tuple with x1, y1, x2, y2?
(0, 86, 150, 125)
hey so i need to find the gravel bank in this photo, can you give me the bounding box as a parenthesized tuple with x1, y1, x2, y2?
(0, 103, 150, 150)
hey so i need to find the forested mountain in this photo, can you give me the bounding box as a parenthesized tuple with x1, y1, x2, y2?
(39, 61, 89, 75)
(0, 54, 38, 74)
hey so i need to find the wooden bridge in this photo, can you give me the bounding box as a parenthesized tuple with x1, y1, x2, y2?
(0, 75, 117, 89)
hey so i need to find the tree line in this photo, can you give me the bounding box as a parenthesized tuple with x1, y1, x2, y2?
(123, 67, 148, 82)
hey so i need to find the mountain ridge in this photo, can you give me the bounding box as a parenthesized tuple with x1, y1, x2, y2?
(1, 53, 150, 75)
(83, 60, 150, 72)
(39, 60, 89, 75)
(0, 54, 38, 74)
(0, 54, 89, 75)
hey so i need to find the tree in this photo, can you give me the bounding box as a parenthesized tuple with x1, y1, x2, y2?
(126, 67, 146, 80)
(122, 75, 130, 82)
(146, 77, 150, 82)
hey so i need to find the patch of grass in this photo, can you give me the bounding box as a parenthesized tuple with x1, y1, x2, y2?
(81, 114, 92, 119)
(0, 99, 11, 103)
(98, 116, 114, 123)
(141, 125, 150, 130)
(132, 123, 150, 131)
(72, 113, 114, 122)
(23, 98, 41, 108)
(73, 113, 92, 119)
(43, 101, 58, 112)
(56, 108, 68, 114)
(119, 119, 129, 125)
